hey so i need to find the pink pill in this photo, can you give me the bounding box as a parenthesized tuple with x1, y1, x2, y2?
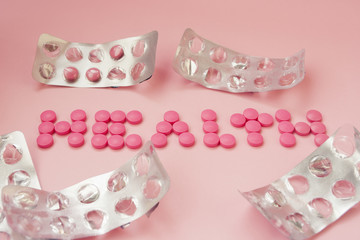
(63, 67, 79, 82)
(110, 110, 126, 123)
(164, 110, 179, 124)
(314, 133, 329, 146)
(126, 110, 143, 124)
(201, 109, 217, 122)
(280, 133, 296, 147)
(110, 45, 124, 60)
(54, 121, 71, 135)
(219, 134, 236, 148)
(275, 109, 291, 122)
(86, 68, 101, 82)
(95, 110, 110, 123)
(38, 122, 55, 134)
(294, 122, 311, 136)
(68, 133, 84, 148)
(310, 122, 326, 135)
(245, 120, 261, 133)
(71, 121, 87, 134)
(108, 135, 124, 150)
(91, 134, 108, 149)
(243, 108, 258, 121)
(230, 113, 246, 128)
(71, 109, 87, 122)
(156, 121, 173, 135)
(151, 133, 167, 148)
(203, 121, 219, 133)
(278, 121, 294, 133)
(37, 134, 54, 148)
(40, 110, 56, 123)
(125, 134, 142, 149)
(92, 122, 108, 135)
(247, 133, 264, 147)
(258, 113, 274, 127)
(173, 121, 189, 135)
(203, 133, 220, 148)
(109, 123, 126, 135)
(179, 132, 195, 147)
(306, 109, 322, 122)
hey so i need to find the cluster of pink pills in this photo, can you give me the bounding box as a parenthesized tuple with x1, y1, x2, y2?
(151, 111, 195, 148)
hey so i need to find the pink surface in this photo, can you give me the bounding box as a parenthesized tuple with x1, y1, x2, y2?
(1, 1, 360, 240)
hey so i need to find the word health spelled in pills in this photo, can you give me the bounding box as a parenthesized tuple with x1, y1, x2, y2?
(37, 109, 329, 150)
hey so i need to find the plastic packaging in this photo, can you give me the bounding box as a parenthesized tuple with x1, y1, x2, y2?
(242, 125, 360, 239)
(173, 29, 305, 93)
(32, 31, 158, 87)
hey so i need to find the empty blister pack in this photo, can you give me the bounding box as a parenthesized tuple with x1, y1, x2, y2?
(32, 31, 158, 87)
(242, 125, 360, 239)
(173, 29, 305, 93)
(0, 131, 40, 240)
(2, 141, 170, 239)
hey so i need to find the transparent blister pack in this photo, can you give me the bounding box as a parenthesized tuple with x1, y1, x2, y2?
(173, 29, 305, 93)
(2, 142, 170, 239)
(0, 131, 40, 240)
(242, 125, 360, 239)
(32, 31, 158, 87)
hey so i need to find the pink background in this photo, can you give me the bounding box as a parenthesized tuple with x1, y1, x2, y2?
(1, 0, 360, 239)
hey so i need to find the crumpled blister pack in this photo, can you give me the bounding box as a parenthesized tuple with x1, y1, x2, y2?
(173, 28, 305, 93)
(0, 131, 41, 240)
(242, 125, 360, 239)
(1, 132, 170, 240)
(32, 31, 158, 87)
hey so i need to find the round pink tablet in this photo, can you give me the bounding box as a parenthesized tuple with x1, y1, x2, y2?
(179, 132, 195, 147)
(108, 135, 124, 150)
(54, 121, 71, 135)
(203, 133, 220, 147)
(63, 67, 79, 82)
(38, 122, 55, 134)
(278, 121, 294, 133)
(280, 133, 296, 147)
(219, 134, 236, 148)
(230, 113, 246, 128)
(68, 133, 84, 148)
(275, 109, 291, 122)
(95, 110, 110, 123)
(245, 120, 261, 133)
(92, 122, 108, 135)
(37, 134, 54, 148)
(201, 109, 217, 122)
(110, 110, 126, 123)
(258, 113, 274, 127)
(125, 134, 142, 149)
(203, 121, 219, 133)
(151, 133, 167, 148)
(110, 45, 124, 60)
(86, 68, 101, 82)
(173, 121, 189, 135)
(306, 109, 322, 122)
(91, 134, 108, 149)
(109, 123, 126, 135)
(71, 121, 87, 134)
(126, 110, 143, 124)
(164, 110, 180, 124)
(294, 122, 311, 136)
(247, 133, 263, 147)
(70, 109, 87, 122)
(156, 121, 172, 135)
(243, 108, 258, 121)
(314, 133, 329, 146)
(40, 110, 56, 123)
(310, 122, 326, 135)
